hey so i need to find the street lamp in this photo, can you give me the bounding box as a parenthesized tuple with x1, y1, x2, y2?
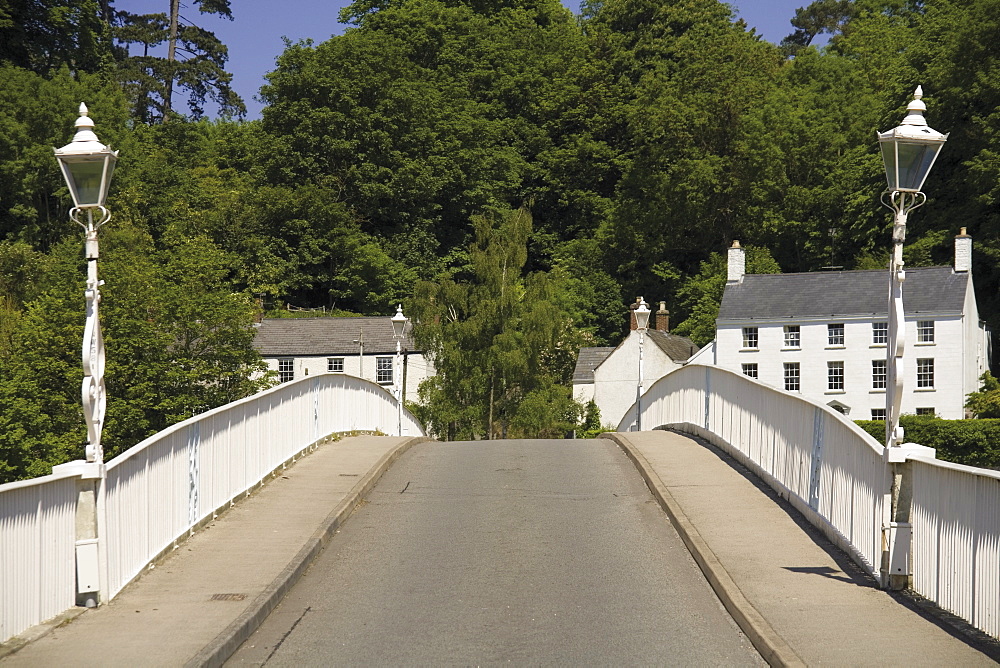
(634, 297, 650, 431)
(877, 86, 948, 450)
(390, 304, 408, 437)
(55, 103, 119, 464)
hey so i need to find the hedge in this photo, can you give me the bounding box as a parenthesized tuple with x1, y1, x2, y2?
(855, 416, 1000, 470)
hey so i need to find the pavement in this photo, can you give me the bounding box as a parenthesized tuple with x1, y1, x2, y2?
(2, 430, 999, 666)
(604, 430, 1000, 667)
(0, 435, 425, 668)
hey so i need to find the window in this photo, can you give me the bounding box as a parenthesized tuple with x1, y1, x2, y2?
(376, 356, 394, 385)
(916, 407, 936, 416)
(784, 325, 801, 348)
(872, 322, 888, 345)
(872, 360, 887, 389)
(328, 357, 344, 372)
(278, 358, 294, 383)
(827, 361, 844, 391)
(742, 363, 758, 379)
(742, 327, 758, 349)
(917, 320, 935, 343)
(784, 362, 800, 391)
(828, 323, 844, 346)
(917, 358, 934, 388)
(871, 408, 886, 420)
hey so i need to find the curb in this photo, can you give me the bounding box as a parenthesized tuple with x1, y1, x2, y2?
(600, 432, 805, 668)
(186, 436, 431, 668)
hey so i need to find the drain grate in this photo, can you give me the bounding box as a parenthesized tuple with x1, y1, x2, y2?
(210, 593, 246, 601)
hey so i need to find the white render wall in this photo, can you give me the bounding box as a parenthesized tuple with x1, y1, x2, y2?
(716, 315, 972, 419)
(592, 330, 683, 428)
(262, 353, 433, 405)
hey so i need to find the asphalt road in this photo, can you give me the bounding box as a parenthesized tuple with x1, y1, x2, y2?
(226, 438, 764, 666)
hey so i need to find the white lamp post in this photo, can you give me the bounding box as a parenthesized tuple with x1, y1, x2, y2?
(55, 103, 119, 464)
(877, 87, 948, 450)
(390, 304, 408, 437)
(634, 298, 650, 431)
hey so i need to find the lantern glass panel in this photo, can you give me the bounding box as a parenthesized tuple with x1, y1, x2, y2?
(63, 156, 112, 207)
(881, 140, 941, 193)
(896, 141, 939, 192)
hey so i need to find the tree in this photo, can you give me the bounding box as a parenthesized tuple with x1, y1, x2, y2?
(672, 245, 781, 347)
(114, 0, 244, 121)
(412, 206, 582, 439)
(780, 0, 854, 55)
(0, 226, 269, 482)
(0, 0, 115, 75)
(0, 65, 129, 248)
(965, 372, 1000, 418)
(587, 0, 783, 302)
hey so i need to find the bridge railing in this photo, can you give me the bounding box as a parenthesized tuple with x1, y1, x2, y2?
(909, 456, 1000, 639)
(617, 364, 888, 576)
(619, 363, 1000, 641)
(0, 374, 423, 644)
(0, 471, 78, 646)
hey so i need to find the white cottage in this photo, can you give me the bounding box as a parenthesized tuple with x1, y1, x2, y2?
(713, 231, 989, 419)
(574, 302, 698, 428)
(253, 316, 433, 404)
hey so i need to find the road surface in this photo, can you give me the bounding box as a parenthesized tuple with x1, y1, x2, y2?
(227, 438, 763, 666)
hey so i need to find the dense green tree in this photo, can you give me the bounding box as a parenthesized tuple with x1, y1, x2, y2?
(0, 65, 129, 248)
(589, 0, 783, 304)
(412, 206, 582, 439)
(0, 226, 268, 482)
(671, 245, 781, 347)
(0, 0, 115, 74)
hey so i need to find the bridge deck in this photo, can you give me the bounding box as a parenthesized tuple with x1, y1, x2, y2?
(4, 432, 997, 665)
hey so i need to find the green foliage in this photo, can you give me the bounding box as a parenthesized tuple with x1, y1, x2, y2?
(412, 206, 583, 439)
(856, 415, 1000, 470)
(577, 399, 609, 438)
(7, 0, 1000, 476)
(0, 228, 268, 482)
(965, 372, 1000, 418)
(114, 1, 245, 121)
(672, 246, 781, 347)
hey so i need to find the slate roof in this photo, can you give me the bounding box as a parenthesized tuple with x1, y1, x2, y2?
(253, 317, 417, 357)
(572, 347, 615, 383)
(718, 266, 968, 322)
(648, 330, 699, 362)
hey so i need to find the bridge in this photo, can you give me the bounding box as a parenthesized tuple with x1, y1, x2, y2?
(2, 367, 999, 664)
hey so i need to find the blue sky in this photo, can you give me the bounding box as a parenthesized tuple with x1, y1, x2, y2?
(123, 0, 806, 119)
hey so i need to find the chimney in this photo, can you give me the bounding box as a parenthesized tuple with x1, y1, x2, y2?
(656, 301, 669, 332)
(955, 227, 972, 273)
(727, 241, 745, 282)
(629, 298, 640, 331)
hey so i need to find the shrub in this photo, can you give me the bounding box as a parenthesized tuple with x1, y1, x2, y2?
(855, 416, 1000, 470)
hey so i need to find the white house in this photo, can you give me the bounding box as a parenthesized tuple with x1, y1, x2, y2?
(253, 316, 433, 404)
(574, 302, 698, 428)
(712, 231, 989, 419)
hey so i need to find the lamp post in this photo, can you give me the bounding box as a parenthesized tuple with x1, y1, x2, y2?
(877, 86, 948, 450)
(390, 304, 408, 437)
(634, 298, 650, 431)
(55, 103, 119, 464)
